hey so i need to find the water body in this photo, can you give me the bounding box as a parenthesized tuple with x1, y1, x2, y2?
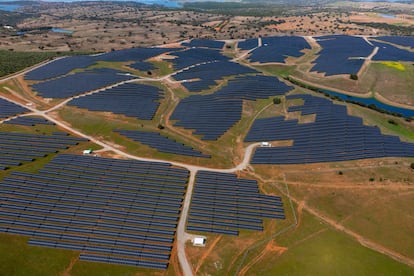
(320, 89, 414, 117)
(51, 28, 73, 34)
(378, 13, 396, 19)
(0, 4, 20, 11)
(39, 0, 182, 8)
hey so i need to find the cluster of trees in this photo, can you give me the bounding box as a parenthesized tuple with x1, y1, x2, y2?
(0, 50, 86, 78)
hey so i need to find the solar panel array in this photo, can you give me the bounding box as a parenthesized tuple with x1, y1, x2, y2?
(173, 61, 257, 92)
(187, 171, 285, 236)
(4, 116, 55, 126)
(171, 75, 293, 140)
(311, 35, 374, 76)
(237, 38, 258, 50)
(31, 68, 135, 99)
(182, 39, 225, 49)
(24, 56, 96, 81)
(246, 94, 414, 164)
(0, 98, 28, 119)
(68, 83, 163, 120)
(96, 47, 177, 62)
(115, 129, 210, 158)
(374, 36, 414, 49)
(248, 36, 311, 63)
(0, 132, 86, 169)
(168, 48, 229, 70)
(129, 61, 156, 71)
(371, 41, 414, 62)
(0, 154, 189, 269)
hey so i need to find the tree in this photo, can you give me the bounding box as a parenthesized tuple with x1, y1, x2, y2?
(350, 74, 358, 80)
(410, 163, 414, 170)
(273, 97, 281, 104)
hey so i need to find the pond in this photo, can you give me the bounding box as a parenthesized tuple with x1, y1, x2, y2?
(320, 89, 414, 118)
(0, 4, 20, 11)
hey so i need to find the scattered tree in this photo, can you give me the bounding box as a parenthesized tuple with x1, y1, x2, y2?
(273, 97, 281, 104)
(350, 74, 358, 80)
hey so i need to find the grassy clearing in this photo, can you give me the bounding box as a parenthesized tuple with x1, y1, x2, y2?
(355, 61, 414, 106)
(0, 233, 77, 276)
(347, 104, 414, 142)
(247, 209, 414, 275)
(253, 64, 296, 78)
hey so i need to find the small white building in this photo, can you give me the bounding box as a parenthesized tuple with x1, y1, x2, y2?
(192, 237, 206, 247)
(83, 149, 93, 155)
(260, 142, 272, 147)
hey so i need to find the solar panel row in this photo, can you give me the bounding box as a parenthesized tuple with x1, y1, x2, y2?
(0, 132, 87, 169)
(311, 35, 373, 76)
(246, 94, 414, 164)
(4, 116, 55, 126)
(181, 39, 225, 49)
(237, 38, 258, 50)
(374, 36, 414, 49)
(171, 74, 293, 140)
(167, 48, 229, 70)
(68, 82, 163, 120)
(115, 129, 210, 158)
(0, 154, 189, 269)
(174, 60, 257, 93)
(248, 36, 310, 63)
(0, 98, 28, 119)
(31, 68, 135, 99)
(187, 171, 285, 236)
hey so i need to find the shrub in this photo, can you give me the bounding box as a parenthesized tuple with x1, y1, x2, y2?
(410, 163, 414, 170)
(338, 171, 343, 175)
(350, 74, 358, 80)
(273, 97, 281, 104)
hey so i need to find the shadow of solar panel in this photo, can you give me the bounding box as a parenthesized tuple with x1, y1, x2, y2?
(311, 35, 373, 76)
(0, 154, 188, 270)
(187, 171, 285, 236)
(248, 36, 310, 63)
(68, 82, 163, 120)
(246, 94, 414, 164)
(115, 129, 210, 158)
(0, 98, 28, 119)
(31, 68, 135, 99)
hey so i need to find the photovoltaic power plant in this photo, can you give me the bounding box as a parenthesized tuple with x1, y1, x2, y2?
(248, 36, 311, 63)
(370, 41, 414, 62)
(4, 116, 55, 126)
(311, 35, 374, 76)
(0, 132, 86, 170)
(115, 129, 210, 158)
(0, 154, 189, 269)
(171, 75, 293, 140)
(168, 48, 229, 70)
(187, 171, 285, 236)
(374, 36, 414, 49)
(24, 56, 96, 81)
(182, 39, 225, 49)
(247, 94, 414, 164)
(0, 98, 28, 119)
(173, 61, 257, 92)
(68, 82, 163, 120)
(237, 38, 258, 50)
(31, 68, 136, 99)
